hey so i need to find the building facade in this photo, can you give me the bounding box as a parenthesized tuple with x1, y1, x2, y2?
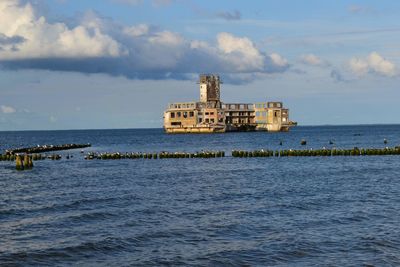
(163, 74, 296, 133)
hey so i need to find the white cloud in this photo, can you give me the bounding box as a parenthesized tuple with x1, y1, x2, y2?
(349, 58, 369, 76)
(148, 31, 184, 46)
(123, 24, 150, 37)
(0, 0, 123, 59)
(270, 53, 288, 67)
(217, 32, 265, 71)
(190, 40, 209, 50)
(367, 52, 396, 76)
(349, 52, 396, 77)
(300, 54, 328, 67)
(1, 105, 16, 114)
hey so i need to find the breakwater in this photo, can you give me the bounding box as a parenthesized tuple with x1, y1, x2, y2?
(3, 147, 400, 166)
(6, 143, 91, 155)
(0, 153, 62, 162)
(232, 147, 400, 157)
(84, 151, 226, 160)
(79, 147, 400, 161)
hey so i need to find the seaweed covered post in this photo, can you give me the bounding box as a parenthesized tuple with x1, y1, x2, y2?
(16, 155, 24, 171)
(23, 154, 30, 169)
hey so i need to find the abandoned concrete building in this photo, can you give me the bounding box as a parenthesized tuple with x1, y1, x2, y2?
(163, 74, 296, 133)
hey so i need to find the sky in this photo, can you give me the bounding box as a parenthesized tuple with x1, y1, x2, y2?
(1, 0, 400, 130)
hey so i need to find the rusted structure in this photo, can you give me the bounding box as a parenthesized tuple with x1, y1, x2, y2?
(163, 74, 296, 133)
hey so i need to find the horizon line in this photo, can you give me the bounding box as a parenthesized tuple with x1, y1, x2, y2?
(1, 123, 400, 132)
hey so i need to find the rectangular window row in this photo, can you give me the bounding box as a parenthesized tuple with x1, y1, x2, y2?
(170, 111, 194, 118)
(170, 103, 196, 109)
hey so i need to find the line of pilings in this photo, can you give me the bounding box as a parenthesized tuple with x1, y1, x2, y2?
(4, 148, 400, 169)
(84, 151, 225, 160)
(15, 154, 34, 171)
(0, 154, 62, 162)
(232, 147, 400, 157)
(83, 147, 400, 160)
(6, 143, 91, 155)
(15, 153, 63, 171)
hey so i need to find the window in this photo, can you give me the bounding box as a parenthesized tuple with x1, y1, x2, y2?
(177, 112, 181, 117)
(171, 122, 181, 126)
(189, 111, 194, 117)
(205, 112, 209, 115)
(263, 111, 267, 117)
(210, 119, 215, 123)
(199, 118, 203, 123)
(170, 112, 175, 118)
(256, 111, 260, 117)
(205, 118, 209, 123)
(198, 112, 203, 115)
(210, 112, 214, 115)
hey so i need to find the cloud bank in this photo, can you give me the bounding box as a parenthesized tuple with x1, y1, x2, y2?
(0, 0, 289, 83)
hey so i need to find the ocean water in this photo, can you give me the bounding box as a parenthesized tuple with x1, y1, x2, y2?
(1, 125, 400, 266)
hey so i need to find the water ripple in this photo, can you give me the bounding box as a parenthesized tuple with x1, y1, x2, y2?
(1, 126, 400, 266)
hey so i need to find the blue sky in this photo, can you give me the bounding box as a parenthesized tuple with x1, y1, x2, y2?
(1, 0, 400, 130)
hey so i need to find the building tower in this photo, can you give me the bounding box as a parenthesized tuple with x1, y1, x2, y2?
(199, 74, 221, 108)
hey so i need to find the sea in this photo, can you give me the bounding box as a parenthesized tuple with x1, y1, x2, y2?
(1, 125, 400, 266)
